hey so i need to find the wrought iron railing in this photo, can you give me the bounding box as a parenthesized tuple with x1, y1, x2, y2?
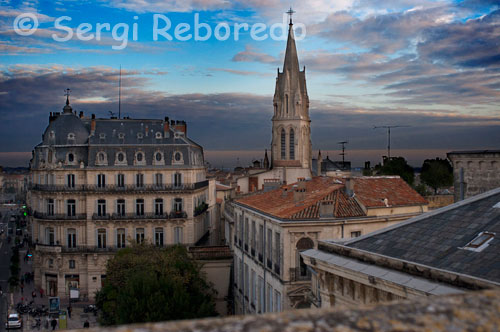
(33, 212, 87, 220)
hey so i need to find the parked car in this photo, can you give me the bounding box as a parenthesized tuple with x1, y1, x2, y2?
(5, 313, 22, 329)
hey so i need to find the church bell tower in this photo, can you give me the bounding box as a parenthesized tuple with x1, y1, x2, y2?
(271, 10, 312, 172)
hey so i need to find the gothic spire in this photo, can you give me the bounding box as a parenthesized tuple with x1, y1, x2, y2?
(283, 9, 300, 75)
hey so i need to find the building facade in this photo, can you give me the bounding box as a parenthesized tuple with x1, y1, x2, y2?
(226, 176, 428, 314)
(28, 97, 215, 300)
(447, 150, 500, 201)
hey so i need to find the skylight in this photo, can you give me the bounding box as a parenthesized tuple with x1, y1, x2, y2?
(463, 231, 495, 252)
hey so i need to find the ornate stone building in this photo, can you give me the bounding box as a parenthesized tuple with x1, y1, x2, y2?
(301, 187, 500, 308)
(227, 176, 428, 314)
(28, 96, 214, 300)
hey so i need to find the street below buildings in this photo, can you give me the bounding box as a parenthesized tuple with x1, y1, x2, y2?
(0, 206, 98, 331)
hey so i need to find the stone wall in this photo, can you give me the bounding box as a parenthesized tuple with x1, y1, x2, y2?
(70, 289, 500, 332)
(425, 194, 454, 209)
(448, 151, 500, 201)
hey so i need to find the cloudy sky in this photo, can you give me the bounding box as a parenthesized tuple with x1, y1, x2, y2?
(0, 0, 498, 168)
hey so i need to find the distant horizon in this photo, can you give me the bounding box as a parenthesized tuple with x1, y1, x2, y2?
(2, 147, 496, 170)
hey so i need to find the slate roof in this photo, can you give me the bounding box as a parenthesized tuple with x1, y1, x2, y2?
(235, 176, 426, 220)
(343, 188, 500, 283)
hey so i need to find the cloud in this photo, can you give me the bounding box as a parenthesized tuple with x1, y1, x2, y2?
(231, 45, 279, 64)
(208, 67, 272, 77)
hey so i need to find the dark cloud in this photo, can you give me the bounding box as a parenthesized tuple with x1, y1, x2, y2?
(0, 65, 498, 169)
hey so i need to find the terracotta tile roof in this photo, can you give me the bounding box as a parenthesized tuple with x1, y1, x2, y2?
(236, 176, 427, 220)
(236, 177, 363, 220)
(351, 176, 428, 208)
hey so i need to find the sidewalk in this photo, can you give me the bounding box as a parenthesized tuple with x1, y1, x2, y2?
(9, 245, 99, 330)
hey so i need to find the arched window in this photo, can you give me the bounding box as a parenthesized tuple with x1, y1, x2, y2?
(289, 128, 295, 160)
(280, 129, 286, 160)
(285, 95, 289, 115)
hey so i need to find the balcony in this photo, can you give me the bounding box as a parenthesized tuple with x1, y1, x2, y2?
(194, 202, 208, 216)
(35, 244, 119, 254)
(169, 211, 188, 219)
(33, 212, 86, 220)
(93, 213, 171, 221)
(29, 180, 209, 193)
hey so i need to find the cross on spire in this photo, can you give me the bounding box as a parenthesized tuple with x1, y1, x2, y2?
(64, 88, 71, 105)
(286, 7, 295, 25)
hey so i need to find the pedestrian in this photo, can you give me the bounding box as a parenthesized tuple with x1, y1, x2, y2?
(83, 320, 90, 328)
(32, 290, 36, 300)
(67, 305, 72, 318)
(51, 318, 57, 330)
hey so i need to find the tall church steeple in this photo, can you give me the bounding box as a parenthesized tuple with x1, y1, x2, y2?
(271, 10, 311, 173)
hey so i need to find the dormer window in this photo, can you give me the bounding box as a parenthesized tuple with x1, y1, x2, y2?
(155, 132, 162, 139)
(118, 133, 125, 139)
(137, 133, 143, 139)
(96, 151, 108, 166)
(115, 151, 127, 165)
(117, 152, 125, 162)
(68, 133, 75, 140)
(134, 151, 146, 166)
(68, 153, 74, 163)
(137, 152, 143, 162)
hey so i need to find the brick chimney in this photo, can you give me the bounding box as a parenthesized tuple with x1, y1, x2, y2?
(344, 178, 354, 197)
(293, 185, 306, 203)
(175, 120, 187, 135)
(91, 114, 96, 134)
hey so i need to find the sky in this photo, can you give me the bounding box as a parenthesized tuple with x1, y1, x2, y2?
(0, 0, 499, 168)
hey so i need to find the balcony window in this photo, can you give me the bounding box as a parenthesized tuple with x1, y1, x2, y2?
(173, 173, 182, 188)
(47, 199, 54, 216)
(136, 199, 144, 216)
(97, 199, 106, 216)
(155, 173, 163, 187)
(97, 229, 107, 248)
(69, 260, 75, 269)
(97, 174, 106, 188)
(116, 228, 126, 248)
(67, 228, 77, 248)
(136, 228, 145, 244)
(174, 227, 183, 244)
(117, 174, 125, 188)
(116, 199, 125, 216)
(67, 199, 76, 217)
(67, 174, 75, 188)
(46, 227, 55, 245)
(155, 228, 164, 247)
(155, 198, 164, 216)
(173, 198, 183, 212)
(136, 173, 144, 188)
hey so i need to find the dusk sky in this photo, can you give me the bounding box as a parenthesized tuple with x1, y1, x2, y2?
(0, 0, 499, 168)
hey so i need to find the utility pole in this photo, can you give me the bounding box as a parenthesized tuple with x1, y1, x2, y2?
(373, 125, 410, 160)
(338, 141, 348, 167)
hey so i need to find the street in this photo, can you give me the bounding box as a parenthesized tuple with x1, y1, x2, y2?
(0, 207, 15, 330)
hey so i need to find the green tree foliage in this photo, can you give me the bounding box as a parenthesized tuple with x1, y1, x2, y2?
(95, 244, 217, 326)
(375, 156, 415, 185)
(420, 158, 453, 193)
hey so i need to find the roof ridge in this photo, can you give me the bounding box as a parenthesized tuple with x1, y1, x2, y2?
(339, 186, 500, 245)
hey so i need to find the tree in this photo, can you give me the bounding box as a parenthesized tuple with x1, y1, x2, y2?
(420, 158, 453, 194)
(374, 156, 415, 185)
(95, 244, 217, 326)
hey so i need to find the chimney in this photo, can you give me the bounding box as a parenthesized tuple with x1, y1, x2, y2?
(317, 150, 322, 176)
(145, 125, 148, 136)
(293, 185, 306, 203)
(164, 117, 170, 137)
(91, 114, 96, 134)
(319, 200, 334, 218)
(345, 178, 354, 197)
(175, 120, 187, 135)
(79, 111, 84, 118)
(281, 187, 288, 198)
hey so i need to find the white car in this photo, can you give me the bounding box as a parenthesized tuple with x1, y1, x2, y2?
(5, 313, 22, 329)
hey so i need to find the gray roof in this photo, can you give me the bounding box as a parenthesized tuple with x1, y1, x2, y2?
(342, 187, 500, 283)
(302, 249, 464, 296)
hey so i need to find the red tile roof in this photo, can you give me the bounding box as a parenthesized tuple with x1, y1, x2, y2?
(352, 177, 428, 208)
(235, 176, 427, 220)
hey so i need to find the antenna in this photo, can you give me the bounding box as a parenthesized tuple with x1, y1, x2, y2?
(338, 141, 348, 166)
(373, 125, 410, 160)
(118, 65, 122, 119)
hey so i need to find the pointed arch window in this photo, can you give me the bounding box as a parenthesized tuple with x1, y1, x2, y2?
(280, 129, 286, 160)
(289, 128, 295, 160)
(285, 95, 289, 115)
